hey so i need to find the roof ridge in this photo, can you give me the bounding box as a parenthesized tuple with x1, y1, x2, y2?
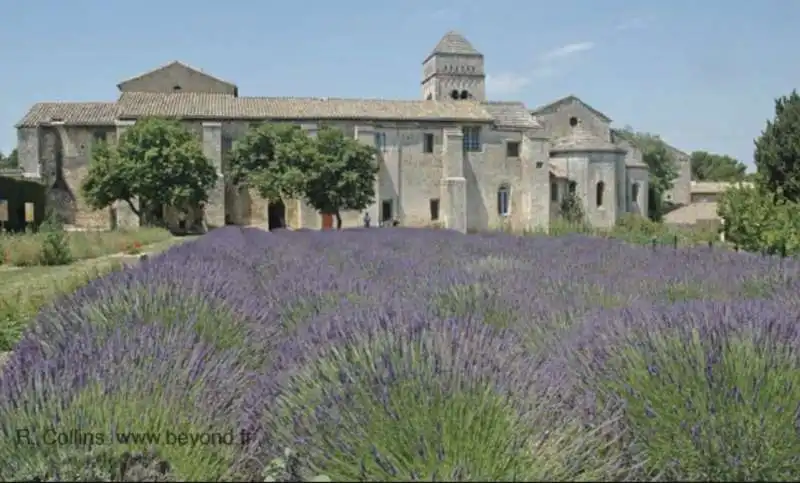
(116, 61, 238, 90)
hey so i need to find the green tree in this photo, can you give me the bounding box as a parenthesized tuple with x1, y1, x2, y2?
(717, 184, 800, 255)
(229, 123, 379, 230)
(614, 128, 679, 220)
(754, 89, 800, 203)
(228, 123, 316, 201)
(81, 118, 217, 224)
(0, 149, 18, 169)
(303, 126, 379, 229)
(690, 150, 748, 181)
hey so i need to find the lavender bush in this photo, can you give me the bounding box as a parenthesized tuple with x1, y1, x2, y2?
(239, 301, 623, 481)
(554, 300, 800, 481)
(1, 321, 252, 481)
(1, 226, 798, 481)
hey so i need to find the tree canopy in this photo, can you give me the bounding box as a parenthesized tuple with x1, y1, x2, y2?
(718, 89, 800, 256)
(303, 126, 379, 228)
(690, 150, 748, 182)
(754, 89, 800, 203)
(81, 118, 218, 222)
(229, 123, 378, 229)
(0, 149, 18, 169)
(614, 127, 679, 219)
(228, 123, 315, 201)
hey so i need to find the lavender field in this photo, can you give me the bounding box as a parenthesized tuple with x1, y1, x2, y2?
(2, 226, 800, 481)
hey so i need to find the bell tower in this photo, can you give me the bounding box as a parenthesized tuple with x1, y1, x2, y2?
(421, 31, 486, 102)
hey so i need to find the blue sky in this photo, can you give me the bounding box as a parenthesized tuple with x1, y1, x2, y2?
(2, 0, 798, 170)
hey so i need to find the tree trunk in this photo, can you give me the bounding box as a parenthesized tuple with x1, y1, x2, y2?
(335, 211, 342, 230)
(125, 199, 141, 217)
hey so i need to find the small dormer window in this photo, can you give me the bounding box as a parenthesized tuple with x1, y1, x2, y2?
(173, 85, 182, 91)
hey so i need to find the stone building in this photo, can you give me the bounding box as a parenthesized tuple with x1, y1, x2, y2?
(14, 31, 678, 233)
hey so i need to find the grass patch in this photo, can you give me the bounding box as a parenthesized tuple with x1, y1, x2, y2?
(0, 227, 173, 267)
(0, 234, 195, 351)
(0, 259, 127, 351)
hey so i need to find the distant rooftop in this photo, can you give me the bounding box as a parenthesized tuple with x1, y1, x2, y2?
(425, 31, 482, 61)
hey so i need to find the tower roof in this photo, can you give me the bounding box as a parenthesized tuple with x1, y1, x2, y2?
(426, 31, 482, 60)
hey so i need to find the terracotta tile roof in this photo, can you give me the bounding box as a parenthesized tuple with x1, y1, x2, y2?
(116, 92, 496, 122)
(117, 92, 237, 118)
(17, 94, 547, 127)
(15, 102, 117, 128)
(482, 102, 541, 130)
(664, 202, 721, 224)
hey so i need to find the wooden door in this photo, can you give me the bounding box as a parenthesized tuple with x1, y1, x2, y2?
(321, 213, 334, 230)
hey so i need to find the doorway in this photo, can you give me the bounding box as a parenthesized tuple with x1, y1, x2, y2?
(267, 200, 286, 230)
(321, 213, 334, 230)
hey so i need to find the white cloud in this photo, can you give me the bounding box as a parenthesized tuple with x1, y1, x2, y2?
(541, 41, 595, 61)
(486, 72, 531, 96)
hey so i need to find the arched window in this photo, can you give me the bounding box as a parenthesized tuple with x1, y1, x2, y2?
(460, 90, 469, 99)
(497, 185, 510, 217)
(596, 181, 605, 207)
(450, 90, 460, 100)
(631, 183, 640, 203)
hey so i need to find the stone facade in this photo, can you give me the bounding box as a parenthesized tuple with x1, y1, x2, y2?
(14, 31, 688, 233)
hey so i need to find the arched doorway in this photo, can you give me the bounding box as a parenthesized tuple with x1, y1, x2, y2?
(267, 200, 286, 230)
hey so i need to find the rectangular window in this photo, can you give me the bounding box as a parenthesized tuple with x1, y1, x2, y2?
(506, 141, 520, 157)
(93, 131, 106, 144)
(423, 133, 434, 153)
(381, 199, 393, 222)
(429, 198, 440, 221)
(551, 182, 558, 202)
(462, 126, 481, 152)
(497, 187, 510, 216)
(374, 132, 387, 152)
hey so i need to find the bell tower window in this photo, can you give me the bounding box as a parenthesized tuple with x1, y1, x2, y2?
(421, 31, 486, 101)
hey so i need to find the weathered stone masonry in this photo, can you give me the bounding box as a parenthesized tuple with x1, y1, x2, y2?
(12, 31, 691, 233)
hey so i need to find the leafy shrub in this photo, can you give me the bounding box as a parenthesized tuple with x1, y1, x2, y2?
(718, 184, 800, 255)
(38, 211, 73, 266)
(557, 299, 800, 480)
(560, 191, 586, 224)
